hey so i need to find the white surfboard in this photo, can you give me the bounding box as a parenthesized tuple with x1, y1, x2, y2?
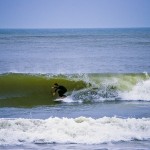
(54, 98, 64, 102)
(54, 96, 73, 102)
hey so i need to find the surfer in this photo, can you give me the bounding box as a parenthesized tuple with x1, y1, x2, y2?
(52, 83, 67, 98)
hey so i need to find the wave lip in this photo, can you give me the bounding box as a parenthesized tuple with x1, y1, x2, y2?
(0, 117, 150, 145)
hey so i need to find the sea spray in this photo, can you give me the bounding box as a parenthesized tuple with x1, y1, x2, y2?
(120, 78, 150, 101)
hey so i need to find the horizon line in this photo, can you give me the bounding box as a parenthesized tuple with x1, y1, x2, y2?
(0, 27, 150, 30)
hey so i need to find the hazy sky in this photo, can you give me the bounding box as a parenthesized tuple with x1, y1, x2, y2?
(0, 0, 150, 28)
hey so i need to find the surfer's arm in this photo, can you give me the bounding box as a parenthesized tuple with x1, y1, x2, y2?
(52, 87, 58, 96)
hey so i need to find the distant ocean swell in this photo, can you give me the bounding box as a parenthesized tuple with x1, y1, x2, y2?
(0, 116, 150, 145)
(0, 72, 150, 107)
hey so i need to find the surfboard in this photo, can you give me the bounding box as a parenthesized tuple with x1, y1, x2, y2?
(54, 96, 73, 102)
(54, 97, 66, 102)
(54, 98, 64, 102)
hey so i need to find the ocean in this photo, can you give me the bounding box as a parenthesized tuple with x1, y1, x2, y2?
(0, 28, 150, 150)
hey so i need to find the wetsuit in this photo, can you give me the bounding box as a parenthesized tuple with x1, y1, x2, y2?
(54, 85, 67, 97)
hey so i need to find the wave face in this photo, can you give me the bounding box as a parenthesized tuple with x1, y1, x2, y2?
(0, 73, 150, 107)
(0, 117, 150, 145)
(0, 73, 86, 107)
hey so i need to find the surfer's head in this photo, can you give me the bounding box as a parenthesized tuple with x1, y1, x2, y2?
(54, 83, 58, 86)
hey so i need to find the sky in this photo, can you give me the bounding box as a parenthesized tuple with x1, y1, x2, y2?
(0, 0, 150, 28)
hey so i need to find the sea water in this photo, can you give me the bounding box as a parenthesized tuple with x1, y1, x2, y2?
(0, 28, 150, 150)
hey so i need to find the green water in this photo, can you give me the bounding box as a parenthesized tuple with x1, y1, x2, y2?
(0, 73, 148, 107)
(0, 73, 86, 107)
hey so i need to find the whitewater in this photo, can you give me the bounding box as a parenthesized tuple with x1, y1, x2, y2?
(0, 28, 150, 150)
(0, 117, 150, 145)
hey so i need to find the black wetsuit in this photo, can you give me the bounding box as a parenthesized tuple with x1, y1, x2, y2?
(54, 85, 67, 97)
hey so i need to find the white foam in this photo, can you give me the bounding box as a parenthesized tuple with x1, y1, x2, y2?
(120, 79, 150, 101)
(0, 117, 150, 145)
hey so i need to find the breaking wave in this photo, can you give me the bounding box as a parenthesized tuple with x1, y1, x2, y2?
(0, 117, 150, 145)
(0, 72, 150, 107)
